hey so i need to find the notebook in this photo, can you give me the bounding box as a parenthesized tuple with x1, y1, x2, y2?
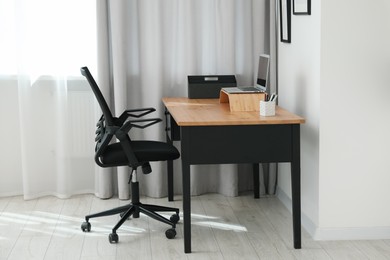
(222, 54, 270, 94)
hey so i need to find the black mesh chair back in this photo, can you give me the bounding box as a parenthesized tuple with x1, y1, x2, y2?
(80, 67, 114, 125)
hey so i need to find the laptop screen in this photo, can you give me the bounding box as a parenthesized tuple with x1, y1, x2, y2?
(256, 54, 270, 92)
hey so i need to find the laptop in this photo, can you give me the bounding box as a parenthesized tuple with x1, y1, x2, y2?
(222, 54, 270, 94)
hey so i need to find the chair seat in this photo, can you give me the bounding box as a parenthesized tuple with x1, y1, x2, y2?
(101, 141, 180, 166)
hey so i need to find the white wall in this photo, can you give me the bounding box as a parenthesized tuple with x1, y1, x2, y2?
(278, 0, 390, 239)
(277, 0, 321, 233)
(319, 0, 390, 238)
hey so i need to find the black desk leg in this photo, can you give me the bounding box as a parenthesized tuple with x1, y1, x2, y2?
(165, 109, 175, 201)
(252, 164, 260, 198)
(291, 124, 301, 249)
(182, 161, 191, 253)
(167, 160, 174, 201)
(181, 127, 191, 253)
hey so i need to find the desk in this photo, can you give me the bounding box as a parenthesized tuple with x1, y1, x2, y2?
(162, 97, 305, 253)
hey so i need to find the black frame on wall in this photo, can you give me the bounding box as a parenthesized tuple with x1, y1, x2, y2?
(293, 0, 311, 15)
(279, 0, 291, 43)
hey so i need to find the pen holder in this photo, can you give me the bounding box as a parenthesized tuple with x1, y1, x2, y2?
(259, 101, 276, 116)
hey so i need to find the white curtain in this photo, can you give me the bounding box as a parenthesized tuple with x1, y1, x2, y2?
(95, 0, 278, 200)
(0, 0, 98, 199)
(0, 0, 277, 200)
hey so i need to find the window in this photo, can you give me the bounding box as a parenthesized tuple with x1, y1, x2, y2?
(0, 0, 96, 76)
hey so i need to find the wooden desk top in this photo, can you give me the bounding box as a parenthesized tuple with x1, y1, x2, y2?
(162, 97, 305, 126)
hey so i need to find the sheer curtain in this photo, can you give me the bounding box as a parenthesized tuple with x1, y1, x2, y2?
(0, 0, 278, 200)
(0, 0, 98, 199)
(95, 0, 279, 200)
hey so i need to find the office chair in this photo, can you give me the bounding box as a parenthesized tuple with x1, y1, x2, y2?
(80, 67, 180, 243)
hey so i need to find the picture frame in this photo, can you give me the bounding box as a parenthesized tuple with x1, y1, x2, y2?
(279, 0, 291, 43)
(293, 0, 311, 15)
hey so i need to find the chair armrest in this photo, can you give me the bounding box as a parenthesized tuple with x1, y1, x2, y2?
(118, 107, 156, 123)
(119, 118, 162, 134)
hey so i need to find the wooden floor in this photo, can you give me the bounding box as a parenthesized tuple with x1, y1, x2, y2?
(0, 193, 390, 260)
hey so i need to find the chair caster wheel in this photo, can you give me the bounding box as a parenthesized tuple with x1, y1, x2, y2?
(165, 228, 176, 239)
(81, 222, 91, 232)
(108, 233, 119, 243)
(170, 214, 180, 224)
